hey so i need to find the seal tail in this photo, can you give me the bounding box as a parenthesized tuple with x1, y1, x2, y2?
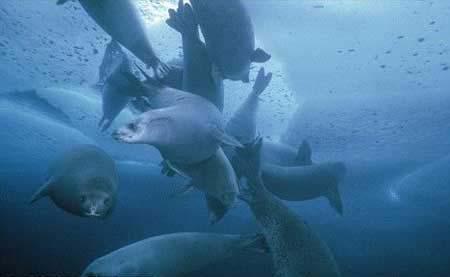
(239, 234, 270, 254)
(295, 140, 313, 166)
(166, 0, 198, 37)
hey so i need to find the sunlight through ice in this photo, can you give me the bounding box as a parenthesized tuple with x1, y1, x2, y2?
(137, 0, 177, 25)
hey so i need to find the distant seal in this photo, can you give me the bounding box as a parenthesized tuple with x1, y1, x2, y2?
(235, 138, 342, 277)
(166, 0, 224, 110)
(29, 145, 118, 219)
(81, 232, 269, 277)
(112, 71, 242, 164)
(170, 147, 239, 224)
(190, 0, 271, 82)
(57, 0, 168, 75)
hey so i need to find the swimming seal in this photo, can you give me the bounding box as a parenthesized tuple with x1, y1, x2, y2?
(190, 0, 271, 82)
(29, 145, 118, 219)
(235, 138, 342, 277)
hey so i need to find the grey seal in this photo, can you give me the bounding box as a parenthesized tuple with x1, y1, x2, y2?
(57, 0, 167, 75)
(167, 0, 224, 110)
(190, 0, 271, 82)
(81, 232, 268, 277)
(29, 145, 118, 219)
(112, 72, 242, 164)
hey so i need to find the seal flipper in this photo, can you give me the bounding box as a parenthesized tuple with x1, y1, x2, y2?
(295, 140, 313, 166)
(56, 0, 71, 5)
(325, 185, 343, 215)
(251, 48, 271, 63)
(166, 0, 199, 38)
(210, 126, 243, 148)
(29, 180, 54, 204)
(170, 180, 195, 198)
(252, 67, 273, 96)
(241, 72, 250, 83)
(205, 194, 229, 225)
(239, 234, 270, 254)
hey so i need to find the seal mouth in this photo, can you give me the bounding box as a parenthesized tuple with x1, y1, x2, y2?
(111, 129, 131, 142)
(85, 206, 104, 218)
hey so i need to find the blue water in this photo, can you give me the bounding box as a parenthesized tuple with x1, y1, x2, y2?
(1, 0, 450, 276)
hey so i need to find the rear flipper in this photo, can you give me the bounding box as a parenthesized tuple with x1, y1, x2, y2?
(56, 0, 71, 5)
(166, 0, 199, 38)
(252, 67, 273, 96)
(205, 194, 230, 225)
(295, 140, 313, 166)
(251, 48, 271, 63)
(325, 184, 343, 215)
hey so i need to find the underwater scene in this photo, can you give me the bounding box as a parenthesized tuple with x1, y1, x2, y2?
(1, 0, 450, 276)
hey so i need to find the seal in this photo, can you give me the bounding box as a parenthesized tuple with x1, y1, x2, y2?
(261, 140, 313, 166)
(81, 232, 269, 277)
(190, 0, 271, 82)
(98, 51, 142, 131)
(170, 147, 239, 224)
(96, 40, 126, 88)
(235, 138, 342, 277)
(166, 0, 224, 111)
(262, 160, 346, 215)
(226, 67, 272, 143)
(112, 71, 242, 164)
(57, 0, 168, 76)
(29, 144, 118, 219)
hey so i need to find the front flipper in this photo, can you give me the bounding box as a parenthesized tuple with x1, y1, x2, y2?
(210, 126, 243, 148)
(170, 180, 195, 198)
(29, 179, 54, 204)
(251, 48, 271, 63)
(295, 140, 313, 166)
(205, 194, 229, 225)
(325, 184, 344, 215)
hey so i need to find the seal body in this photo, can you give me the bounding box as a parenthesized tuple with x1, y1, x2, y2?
(262, 162, 346, 214)
(81, 232, 268, 277)
(174, 147, 239, 224)
(30, 145, 118, 218)
(112, 79, 242, 164)
(235, 139, 342, 277)
(190, 0, 271, 82)
(59, 0, 163, 70)
(166, 0, 224, 110)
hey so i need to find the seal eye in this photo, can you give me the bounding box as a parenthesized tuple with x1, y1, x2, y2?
(80, 195, 86, 203)
(127, 122, 137, 131)
(104, 198, 110, 205)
